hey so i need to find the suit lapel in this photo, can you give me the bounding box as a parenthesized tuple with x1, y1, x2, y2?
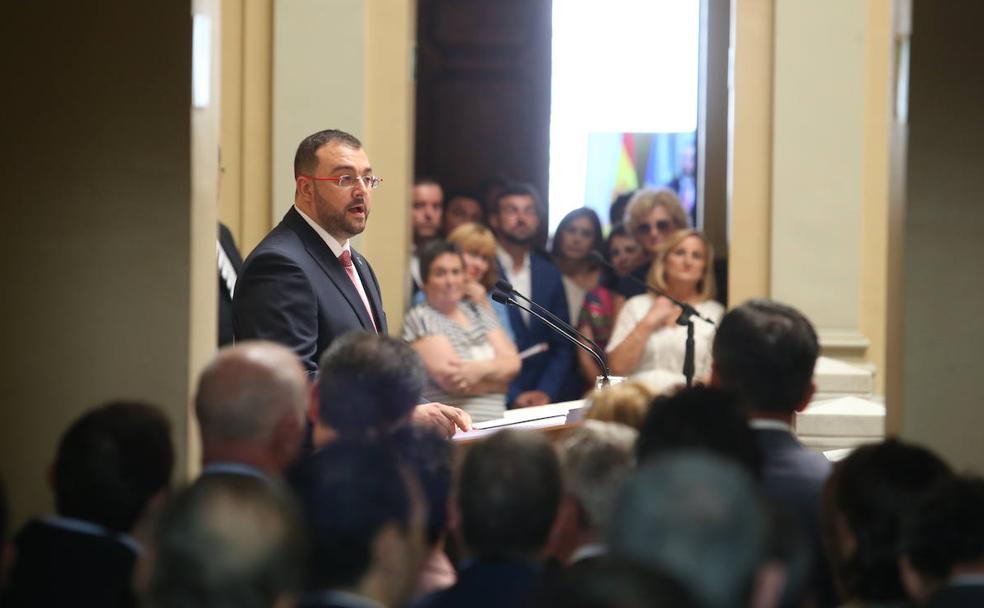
(351, 249, 386, 333)
(283, 208, 376, 332)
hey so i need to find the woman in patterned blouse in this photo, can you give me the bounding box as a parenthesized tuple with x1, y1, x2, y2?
(403, 241, 521, 422)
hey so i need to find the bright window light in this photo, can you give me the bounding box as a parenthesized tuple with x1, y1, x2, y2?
(549, 0, 699, 232)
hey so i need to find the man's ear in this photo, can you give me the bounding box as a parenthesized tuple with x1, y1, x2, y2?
(296, 175, 313, 200)
(794, 380, 816, 413)
(487, 213, 499, 231)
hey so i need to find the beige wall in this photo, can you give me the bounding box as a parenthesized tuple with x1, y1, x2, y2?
(268, 0, 413, 325)
(898, 0, 984, 471)
(728, 0, 774, 303)
(0, 1, 217, 524)
(219, 0, 273, 254)
(729, 0, 893, 393)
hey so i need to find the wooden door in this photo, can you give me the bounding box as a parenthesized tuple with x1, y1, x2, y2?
(414, 0, 552, 217)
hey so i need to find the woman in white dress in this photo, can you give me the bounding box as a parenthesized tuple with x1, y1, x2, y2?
(606, 229, 724, 382)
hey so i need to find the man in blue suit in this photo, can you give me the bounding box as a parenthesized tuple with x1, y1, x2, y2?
(489, 183, 578, 407)
(234, 129, 385, 375)
(234, 129, 469, 436)
(711, 299, 834, 606)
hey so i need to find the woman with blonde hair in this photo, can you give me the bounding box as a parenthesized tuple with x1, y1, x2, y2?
(606, 229, 724, 381)
(617, 187, 690, 298)
(583, 380, 654, 429)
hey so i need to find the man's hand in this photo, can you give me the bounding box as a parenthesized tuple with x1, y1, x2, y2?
(411, 402, 473, 437)
(513, 390, 551, 408)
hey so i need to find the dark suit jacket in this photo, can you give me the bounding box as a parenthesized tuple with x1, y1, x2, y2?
(754, 427, 835, 606)
(233, 206, 387, 374)
(498, 251, 578, 404)
(416, 558, 541, 608)
(927, 583, 984, 608)
(218, 222, 244, 347)
(1, 520, 138, 607)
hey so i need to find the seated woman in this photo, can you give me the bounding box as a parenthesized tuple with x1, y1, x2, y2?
(618, 188, 691, 298)
(403, 241, 521, 422)
(575, 224, 646, 383)
(606, 230, 724, 382)
(550, 208, 604, 324)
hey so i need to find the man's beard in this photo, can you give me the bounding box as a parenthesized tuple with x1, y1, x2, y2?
(502, 230, 535, 247)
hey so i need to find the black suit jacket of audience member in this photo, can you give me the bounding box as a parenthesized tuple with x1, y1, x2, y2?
(233, 206, 387, 375)
(415, 558, 541, 608)
(755, 427, 837, 606)
(218, 222, 244, 348)
(2, 520, 138, 608)
(615, 262, 651, 299)
(497, 251, 579, 404)
(926, 583, 984, 608)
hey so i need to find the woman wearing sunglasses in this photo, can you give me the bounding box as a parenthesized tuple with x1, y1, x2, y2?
(617, 188, 690, 298)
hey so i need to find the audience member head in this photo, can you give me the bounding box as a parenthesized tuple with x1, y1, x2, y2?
(146, 474, 307, 608)
(609, 191, 636, 227)
(549, 421, 637, 563)
(537, 558, 701, 608)
(822, 439, 952, 604)
(584, 380, 653, 429)
(605, 223, 645, 278)
(623, 188, 689, 256)
(711, 299, 819, 417)
(419, 240, 468, 314)
(901, 474, 984, 603)
(457, 429, 562, 561)
(488, 182, 543, 250)
(52, 401, 173, 533)
(649, 229, 716, 300)
(292, 442, 425, 605)
(636, 386, 761, 479)
(442, 190, 486, 235)
(317, 331, 427, 439)
(195, 341, 308, 474)
(610, 451, 772, 608)
(551, 207, 604, 271)
(389, 424, 453, 549)
(446, 222, 500, 291)
(412, 176, 444, 246)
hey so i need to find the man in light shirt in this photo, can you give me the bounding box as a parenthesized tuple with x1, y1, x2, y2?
(489, 183, 577, 407)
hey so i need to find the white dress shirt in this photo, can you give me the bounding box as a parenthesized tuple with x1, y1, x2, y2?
(496, 245, 532, 325)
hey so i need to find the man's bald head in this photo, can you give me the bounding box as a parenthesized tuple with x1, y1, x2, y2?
(195, 341, 308, 471)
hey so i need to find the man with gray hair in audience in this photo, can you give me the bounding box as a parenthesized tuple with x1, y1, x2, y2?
(195, 340, 309, 478)
(547, 420, 637, 566)
(610, 451, 785, 608)
(145, 473, 307, 608)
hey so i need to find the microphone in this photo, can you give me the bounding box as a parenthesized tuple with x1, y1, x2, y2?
(587, 251, 715, 326)
(491, 289, 612, 384)
(494, 279, 610, 372)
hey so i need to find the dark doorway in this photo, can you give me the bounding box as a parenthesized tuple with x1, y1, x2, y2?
(414, 0, 553, 214)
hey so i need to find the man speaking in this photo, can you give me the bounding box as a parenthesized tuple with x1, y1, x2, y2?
(234, 129, 469, 435)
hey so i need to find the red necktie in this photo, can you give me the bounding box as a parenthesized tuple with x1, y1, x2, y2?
(339, 250, 378, 332)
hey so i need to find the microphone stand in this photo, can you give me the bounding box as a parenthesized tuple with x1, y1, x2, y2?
(588, 252, 712, 387)
(491, 289, 613, 386)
